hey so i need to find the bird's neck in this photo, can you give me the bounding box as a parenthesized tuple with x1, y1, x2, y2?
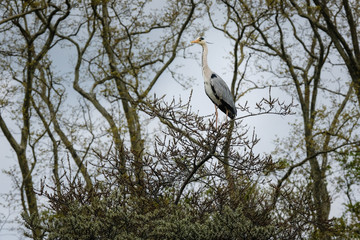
(201, 43, 211, 79)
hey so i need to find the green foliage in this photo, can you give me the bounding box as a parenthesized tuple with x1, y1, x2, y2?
(42, 191, 276, 240)
(332, 149, 360, 239)
(332, 216, 360, 240)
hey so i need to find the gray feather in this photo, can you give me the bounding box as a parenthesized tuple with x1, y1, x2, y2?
(209, 73, 237, 118)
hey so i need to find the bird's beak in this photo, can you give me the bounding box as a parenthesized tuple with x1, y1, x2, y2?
(191, 39, 200, 44)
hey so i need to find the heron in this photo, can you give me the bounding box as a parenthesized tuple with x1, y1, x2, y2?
(191, 37, 237, 128)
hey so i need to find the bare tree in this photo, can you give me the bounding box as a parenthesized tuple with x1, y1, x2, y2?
(211, 0, 360, 238)
(0, 1, 72, 238)
(58, 0, 199, 196)
(289, 0, 360, 107)
(0, 0, 200, 237)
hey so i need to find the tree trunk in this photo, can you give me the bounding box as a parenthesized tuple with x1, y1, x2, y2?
(305, 129, 331, 239)
(223, 120, 237, 208)
(98, 2, 145, 193)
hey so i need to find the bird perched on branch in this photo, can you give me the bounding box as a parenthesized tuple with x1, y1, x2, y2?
(191, 37, 237, 128)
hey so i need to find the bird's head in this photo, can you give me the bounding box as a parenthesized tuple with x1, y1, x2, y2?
(191, 37, 206, 45)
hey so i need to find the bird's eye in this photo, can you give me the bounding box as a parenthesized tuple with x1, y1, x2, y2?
(199, 37, 204, 41)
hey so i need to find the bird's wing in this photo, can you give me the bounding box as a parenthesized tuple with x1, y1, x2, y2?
(209, 73, 237, 118)
(209, 73, 234, 105)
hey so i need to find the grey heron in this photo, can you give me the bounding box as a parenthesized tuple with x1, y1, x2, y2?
(191, 37, 237, 128)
